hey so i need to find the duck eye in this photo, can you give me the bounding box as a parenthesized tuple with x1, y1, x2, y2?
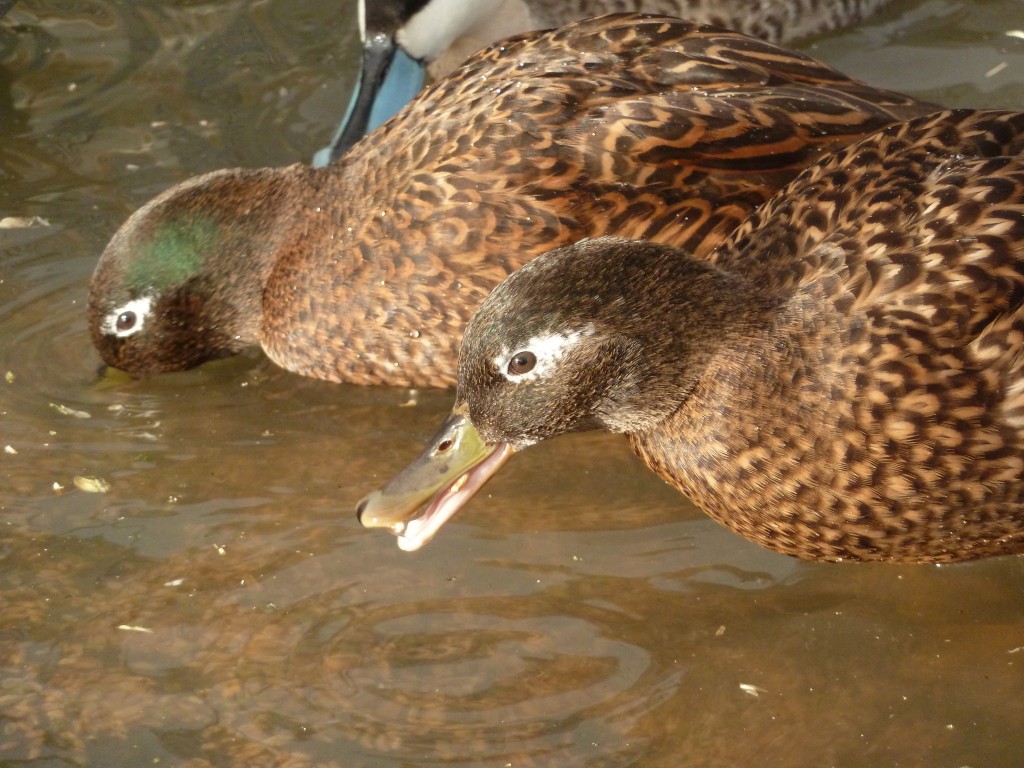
(116, 311, 137, 332)
(508, 351, 536, 375)
(104, 296, 153, 338)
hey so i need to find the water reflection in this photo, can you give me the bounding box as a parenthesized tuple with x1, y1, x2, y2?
(4, 515, 1022, 765)
(1, 0, 1023, 765)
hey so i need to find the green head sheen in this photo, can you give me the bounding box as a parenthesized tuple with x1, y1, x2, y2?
(123, 216, 220, 293)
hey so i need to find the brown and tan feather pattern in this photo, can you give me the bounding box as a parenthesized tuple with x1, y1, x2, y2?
(521, 0, 894, 46)
(425, 0, 896, 80)
(89, 14, 934, 388)
(627, 109, 1024, 562)
(357, 110, 1024, 561)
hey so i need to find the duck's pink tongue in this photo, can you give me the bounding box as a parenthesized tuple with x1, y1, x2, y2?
(358, 409, 515, 551)
(395, 443, 514, 551)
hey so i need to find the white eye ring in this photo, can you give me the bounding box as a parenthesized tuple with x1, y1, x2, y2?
(494, 329, 590, 383)
(103, 296, 153, 338)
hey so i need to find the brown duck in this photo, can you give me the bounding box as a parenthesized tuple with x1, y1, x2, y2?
(358, 109, 1024, 563)
(321, 0, 899, 162)
(89, 14, 933, 388)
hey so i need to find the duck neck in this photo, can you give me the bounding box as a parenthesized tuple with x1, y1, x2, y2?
(597, 246, 769, 435)
(186, 164, 319, 350)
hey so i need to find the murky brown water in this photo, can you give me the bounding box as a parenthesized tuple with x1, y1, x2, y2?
(1, 1, 1023, 765)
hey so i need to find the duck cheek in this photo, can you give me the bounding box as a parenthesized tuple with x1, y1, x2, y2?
(474, 403, 558, 448)
(91, 324, 211, 375)
(92, 331, 162, 374)
(90, 330, 148, 374)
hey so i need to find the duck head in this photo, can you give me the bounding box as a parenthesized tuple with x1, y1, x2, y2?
(358, 236, 747, 549)
(88, 166, 304, 374)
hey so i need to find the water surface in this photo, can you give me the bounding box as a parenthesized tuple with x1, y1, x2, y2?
(1, 1, 1023, 765)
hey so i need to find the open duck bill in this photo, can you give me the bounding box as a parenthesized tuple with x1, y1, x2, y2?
(356, 406, 514, 551)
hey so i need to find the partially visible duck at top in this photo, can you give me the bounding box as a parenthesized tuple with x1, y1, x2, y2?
(357, 109, 1024, 563)
(316, 0, 898, 164)
(89, 15, 934, 389)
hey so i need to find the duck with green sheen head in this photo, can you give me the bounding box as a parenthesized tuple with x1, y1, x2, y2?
(88, 14, 935, 388)
(359, 109, 1024, 563)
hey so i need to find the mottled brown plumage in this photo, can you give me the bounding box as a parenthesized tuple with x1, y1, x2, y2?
(89, 14, 933, 387)
(325, 0, 897, 161)
(519, 0, 894, 45)
(358, 109, 1024, 563)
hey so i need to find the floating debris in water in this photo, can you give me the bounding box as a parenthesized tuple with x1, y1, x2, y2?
(4, 371, 13, 383)
(117, 625, 154, 633)
(50, 402, 91, 419)
(73, 475, 111, 493)
(740, 683, 767, 697)
(0, 215, 50, 229)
